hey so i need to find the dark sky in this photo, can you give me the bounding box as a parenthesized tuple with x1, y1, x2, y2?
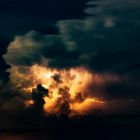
(0, 0, 88, 40)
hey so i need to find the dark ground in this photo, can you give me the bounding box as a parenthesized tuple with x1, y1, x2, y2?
(0, 112, 140, 140)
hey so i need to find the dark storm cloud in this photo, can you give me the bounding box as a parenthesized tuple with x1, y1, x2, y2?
(4, 0, 140, 74)
(2, 0, 140, 112)
(58, 0, 140, 73)
(3, 0, 140, 72)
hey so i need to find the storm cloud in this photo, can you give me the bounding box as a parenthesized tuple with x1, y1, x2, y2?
(4, 0, 140, 73)
(2, 0, 140, 113)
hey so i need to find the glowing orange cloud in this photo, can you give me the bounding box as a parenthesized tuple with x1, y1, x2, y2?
(9, 64, 105, 117)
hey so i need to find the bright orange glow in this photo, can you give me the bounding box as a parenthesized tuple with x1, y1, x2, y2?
(9, 64, 105, 116)
(70, 98, 104, 115)
(25, 99, 34, 107)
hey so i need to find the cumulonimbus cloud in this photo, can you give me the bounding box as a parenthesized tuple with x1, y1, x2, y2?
(2, 0, 140, 113)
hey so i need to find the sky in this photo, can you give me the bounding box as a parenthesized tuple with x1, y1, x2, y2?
(0, 0, 140, 119)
